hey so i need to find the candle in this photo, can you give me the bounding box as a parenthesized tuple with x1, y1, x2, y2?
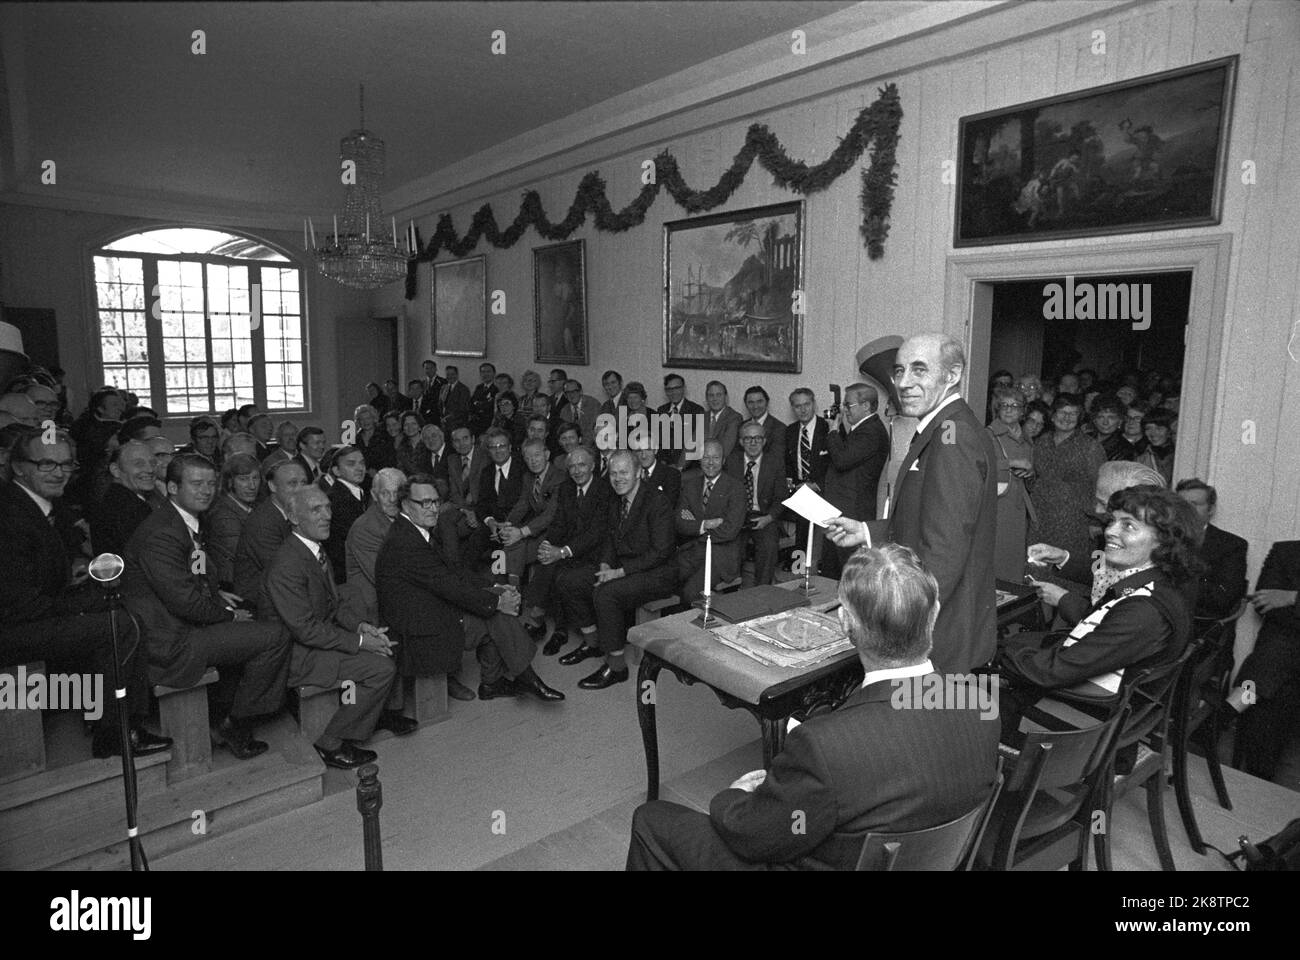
(391, 216, 397, 248)
(408, 220, 416, 254)
(303, 218, 308, 250)
(365, 213, 370, 244)
(703, 534, 712, 598)
(333, 215, 338, 245)
(308, 217, 315, 248)
(805, 520, 815, 581)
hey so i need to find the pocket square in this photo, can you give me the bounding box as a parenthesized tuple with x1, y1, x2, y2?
(908, 461, 920, 472)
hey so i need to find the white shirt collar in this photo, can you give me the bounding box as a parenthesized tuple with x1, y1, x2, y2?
(578, 478, 592, 496)
(496, 458, 512, 479)
(744, 451, 762, 468)
(171, 500, 200, 536)
(15, 480, 53, 517)
(754, 413, 768, 425)
(846, 410, 876, 434)
(862, 659, 934, 689)
(916, 392, 963, 436)
(301, 453, 318, 469)
(339, 478, 363, 500)
(401, 512, 430, 542)
(642, 461, 655, 477)
(293, 532, 322, 559)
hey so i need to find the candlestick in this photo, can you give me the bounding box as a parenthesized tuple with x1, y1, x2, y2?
(333, 215, 338, 245)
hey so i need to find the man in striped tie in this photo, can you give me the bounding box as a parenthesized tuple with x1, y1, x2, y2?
(783, 388, 831, 574)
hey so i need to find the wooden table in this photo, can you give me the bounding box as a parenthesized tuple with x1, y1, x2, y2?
(627, 575, 1046, 801)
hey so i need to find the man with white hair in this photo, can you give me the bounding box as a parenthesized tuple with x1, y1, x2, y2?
(827, 332, 999, 674)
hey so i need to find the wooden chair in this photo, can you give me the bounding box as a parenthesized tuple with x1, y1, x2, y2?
(856, 761, 1004, 871)
(978, 707, 1126, 871)
(1171, 601, 1248, 854)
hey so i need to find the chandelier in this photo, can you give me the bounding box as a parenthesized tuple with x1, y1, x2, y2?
(308, 84, 411, 290)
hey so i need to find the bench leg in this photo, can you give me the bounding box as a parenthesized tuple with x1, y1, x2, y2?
(157, 688, 213, 782)
(401, 674, 449, 726)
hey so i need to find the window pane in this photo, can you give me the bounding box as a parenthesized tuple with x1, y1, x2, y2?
(185, 340, 206, 362)
(184, 314, 205, 339)
(162, 314, 183, 337)
(210, 315, 230, 339)
(125, 314, 147, 337)
(187, 368, 208, 389)
(181, 262, 203, 287)
(159, 261, 181, 286)
(282, 315, 300, 338)
(125, 337, 148, 362)
(165, 366, 187, 388)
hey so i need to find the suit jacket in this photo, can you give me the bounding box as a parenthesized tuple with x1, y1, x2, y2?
(505, 462, 567, 536)
(601, 482, 674, 573)
(475, 456, 526, 523)
(342, 502, 394, 626)
(640, 461, 681, 512)
(439, 380, 472, 431)
(469, 382, 499, 436)
(263, 535, 363, 688)
(675, 471, 747, 580)
(599, 391, 627, 420)
(1195, 523, 1249, 621)
(88, 482, 157, 557)
(823, 415, 890, 522)
(724, 450, 785, 519)
(784, 418, 831, 486)
(655, 399, 706, 465)
(709, 678, 1001, 870)
(745, 415, 787, 462)
(234, 497, 293, 608)
(203, 492, 253, 590)
(122, 501, 236, 687)
(871, 400, 1006, 674)
(703, 406, 744, 462)
(561, 394, 602, 443)
(1248, 539, 1300, 645)
(418, 375, 447, 425)
(546, 478, 613, 561)
(293, 453, 324, 485)
(326, 480, 370, 584)
(375, 514, 502, 675)
(0, 482, 103, 625)
(446, 445, 488, 508)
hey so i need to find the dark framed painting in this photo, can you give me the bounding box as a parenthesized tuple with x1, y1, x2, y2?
(432, 255, 487, 356)
(533, 239, 588, 364)
(955, 57, 1236, 247)
(663, 201, 803, 373)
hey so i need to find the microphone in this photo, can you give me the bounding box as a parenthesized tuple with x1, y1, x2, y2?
(88, 552, 126, 587)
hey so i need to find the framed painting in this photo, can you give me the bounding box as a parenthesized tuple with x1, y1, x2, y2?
(663, 201, 803, 373)
(955, 57, 1236, 246)
(533, 239, 588, 364)
(432, 255, 486, 356)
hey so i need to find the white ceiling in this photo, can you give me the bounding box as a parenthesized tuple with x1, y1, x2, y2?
(0, 0, 911, 219)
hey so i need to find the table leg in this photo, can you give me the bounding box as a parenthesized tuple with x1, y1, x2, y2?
(759, 715, 788, 768)
(637, 652, 664, 801)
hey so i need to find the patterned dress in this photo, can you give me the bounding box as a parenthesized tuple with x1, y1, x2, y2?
(1029, 430, 1106, 592)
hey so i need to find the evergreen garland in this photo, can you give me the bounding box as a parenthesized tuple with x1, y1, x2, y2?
(406, 83, 902, 300)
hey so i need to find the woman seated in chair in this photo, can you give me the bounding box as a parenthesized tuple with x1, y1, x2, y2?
(996, 486, 1199, 741)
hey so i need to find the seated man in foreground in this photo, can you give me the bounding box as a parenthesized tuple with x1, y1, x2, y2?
(626, 543, 1001, 870)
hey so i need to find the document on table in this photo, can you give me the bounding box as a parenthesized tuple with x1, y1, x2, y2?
(782, 485, 842, 528)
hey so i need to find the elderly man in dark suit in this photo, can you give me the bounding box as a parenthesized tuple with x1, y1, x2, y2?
(498, 438, 566, 582)
(88, 439, 160, 556)
(557, 450, 676, 690)
(822, 382, 891, 576)
(0, 427, 169, 759)
(375, 474, 563, 703)
(633, 438, 681, 509)
(827, 333, 999, 675)
(1175, 478, 1248, 621)
(342, 468, 404, 628)
(726, 421, 786, 587)
(702, 381, 744, 463)
(438, 365, 472, 434)
(234, 458, 309, 611)
(522, 446, 613, 656)
(264, 486, 413, 769)
(676, 440, 746, 603)
(123, 454, 290, 759)
(560, 378, 601, 443)
(627, 543, 1001, 870)
(656, 373, 706, 468)
(742, 385, 787, 462)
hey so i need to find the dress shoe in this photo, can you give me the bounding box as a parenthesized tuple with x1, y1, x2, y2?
(510, 667, 565, 702)
(210, 717, 269, 760)
(524, 621, 548, 643)
(91, 726, 174, 759)
(478, 677, 520, 700)
(447, 675, 476, 701)
(375, 711, 419, 736)
(578, 664, 629, 690)
(542, 630, 568, 656)
(558, 642, 603, 666)
(315, 741, 377, 770)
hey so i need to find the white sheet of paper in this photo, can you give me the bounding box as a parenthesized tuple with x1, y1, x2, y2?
(782, 484, 843, 527)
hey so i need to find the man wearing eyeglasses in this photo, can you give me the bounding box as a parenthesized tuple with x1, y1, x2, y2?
(559, 378, 601, 442)
(0, 426, 171, 760)
(546, 368, 570, 418)
(725, 423, 786, 587)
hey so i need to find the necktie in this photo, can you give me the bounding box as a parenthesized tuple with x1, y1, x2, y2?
(316, 548, 330, 574)
(702, 478, 713, 508)
(431, 451, 439, 472)
(671, 404, 679, 417)
(533, 472, 543, 501)
(620, 496, 631, 527)
(576, 486, 584, 508)
(745, 460, 756, 510)
(461, 454, 471, 485)
(799, 424, 811, 480)
(641, 467, 650, 481)
(495, 465, 504, 495)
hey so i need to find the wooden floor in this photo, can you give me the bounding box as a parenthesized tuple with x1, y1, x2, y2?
(153, 649, 1299, 872)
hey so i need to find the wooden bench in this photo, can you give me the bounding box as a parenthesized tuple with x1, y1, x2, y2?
(152, 668, 219, 783)
(0, 662, 46, 785)
(400, 674, 449, 726)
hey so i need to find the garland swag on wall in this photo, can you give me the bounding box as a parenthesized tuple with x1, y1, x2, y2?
(405, 83, 902, 300)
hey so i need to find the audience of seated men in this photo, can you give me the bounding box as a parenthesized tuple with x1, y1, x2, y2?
(675, 440, 746, 604)
(626, 543, 1001, 870)
(0, 426, 169, 759)
(498, 438, 566, 583)
(520, 446, 612, 657)
(263, 485, 415, 769)
(122, 454, 290, 759)
(1174, 478, 1248, 622)
(725, 421, 785, 587)
(88, 439, 161, 556)
(204, 452, 261, 592)
(233, 459, 308, 611)
(556, 450, 676, 690)
(375, 473, 564, 703)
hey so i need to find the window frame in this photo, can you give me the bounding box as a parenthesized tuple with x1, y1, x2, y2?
(87, 227, 310, 420)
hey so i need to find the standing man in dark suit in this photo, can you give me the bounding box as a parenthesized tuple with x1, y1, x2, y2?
(234, 459, 308, 611)
(676, 440, 747, 603)
(264, 485, 413, 769)
(1175, 478, 1248, 621)
(726, 422, 786, 587)
(418, 359, 446, 427)
(499, 438, 567, 582)
(88, 439, 160, 556)
(827, 333, 1000, 675)
(546, 368, 570, 420)
(524, 447, 613, 656)
(702, 381, 744, 464)
(742, 385, 787, 462)
(558, 451, 676, 690)
(627, 543, 1001, 870)
(0, 427, 169, 759)
(634, 439, 681, 510)
(375, 474, 564, 703)
(438, 365, 472, 435)
(468, 362, 499, 438)
(122, 454, 290, 759)
(656, 374, 706, 468)
(783, 388, 832, 573)
(324, 445, 370, 583)
(822, 382, 891, 575)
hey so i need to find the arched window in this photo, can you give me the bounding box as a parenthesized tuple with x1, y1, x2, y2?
(93, 228, 306, 415)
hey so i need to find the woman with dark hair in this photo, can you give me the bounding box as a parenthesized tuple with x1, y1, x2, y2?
(1137, 407, 1176, 485)
(365, 381, 388, 417)
(493, 392, 527, 448)
(999, 486, 1198, 734)
(1022, 399, 1051, 443)
(205, 452, 262, 590)
(394, 410, 425, 476)
(987, 386, 1037, 580)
